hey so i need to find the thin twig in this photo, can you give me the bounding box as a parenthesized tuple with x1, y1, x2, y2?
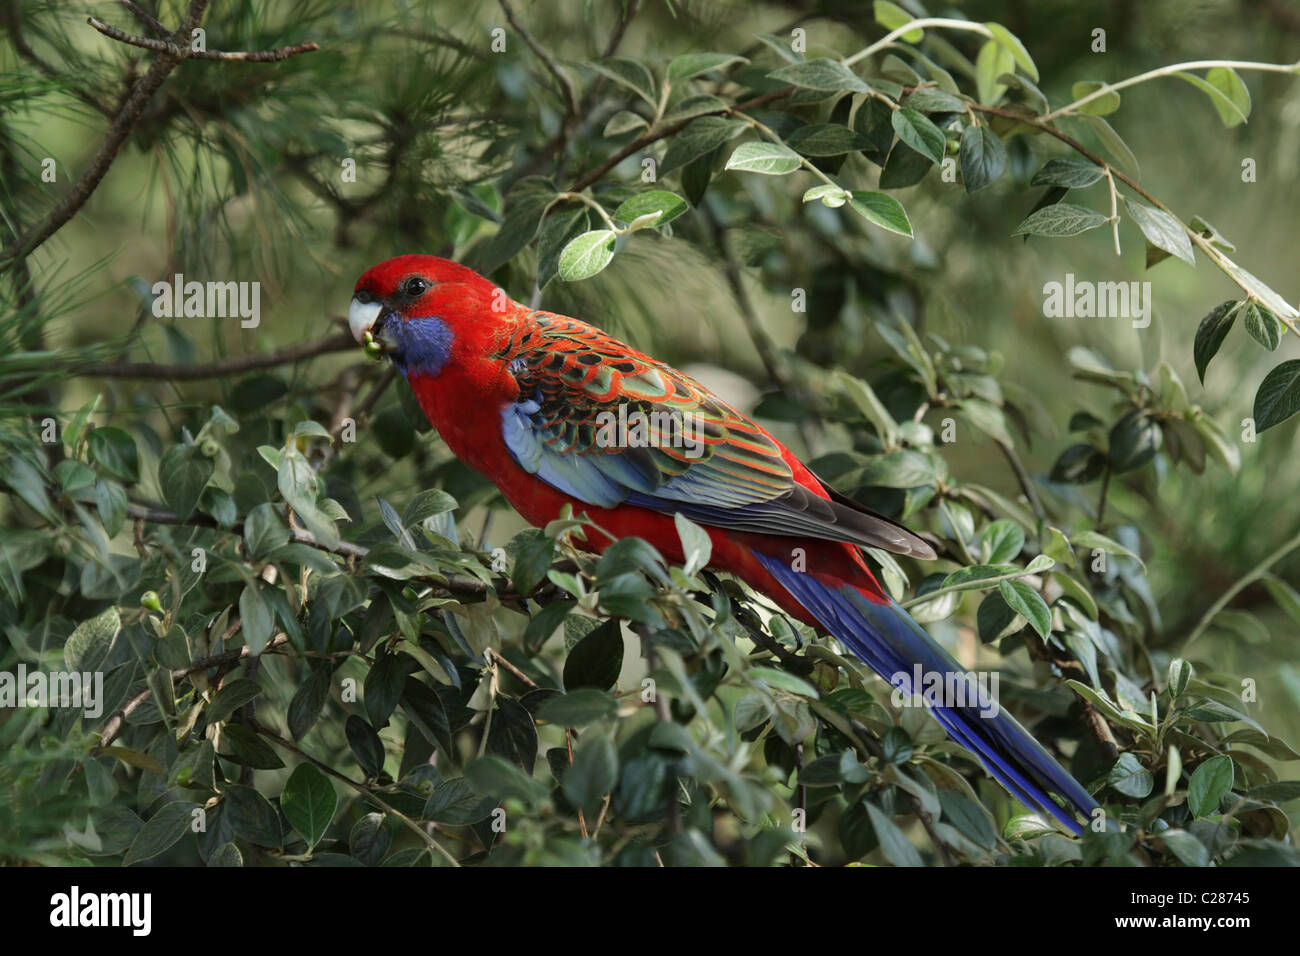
(119, 0, 168, 35)
(568, 88, 792, 192)
(250, 719, 460, 865)
(68, 330, 355, 380)
(88, 16, 320, 62)
(1183, 527, 1300, 649)
(95, 631, 291, 751)
(0, 0, 212, 265)
(498, 0, 577, 116)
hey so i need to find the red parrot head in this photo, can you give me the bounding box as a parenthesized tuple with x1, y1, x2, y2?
(349, 254, 507, 376)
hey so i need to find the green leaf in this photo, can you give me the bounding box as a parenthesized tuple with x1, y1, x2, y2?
(536, 688, 618, 726)
(803, 184, 850, 207)
(1238, 301, 1282, 351)
(875, 1, 923, 42)
(999, 579, 1052, 638)
(890, 108, 945, 165)
(225, 785, 282, 848)
(724, 141, 802, 175)
(1081, 114, 1140, 178)
(590, 58, 657, 106)
(465, 755, 549, 805)
(980, 520, 1025, 564)
(220, 724, 284, 770)
(674, 512, 712, 576)
(864, 802, 923, 867)
(1177, 69, 1251, 127)
(667, 52, 746, 81)
(984, 22, 1038, 81)
(1193, 300, 1240, 384)
(959, 124, 1006, 193)
(603, 110, 647, 137)
(1168, 658, 1193, 698)
(1071, 530, 1145, 569)
(836, 371, 900, 446)
(1159, 828, 1210, 867)
(1108, 409, 1161, 473)
(64, 606, 120, 672)
(904, 88, 966, 114)
(363, 650, 406, 728)
(857, 449, 940, 488)
(469, 180, 551, 273)
(280, 763, 338, 849)
(288, 662, 331, 740)
(1070, 80, 1120, 115)
(158, 444, 214, 519)
(939, 790, 996, 849)
(512, 533, 555, 596)
(563, 734, 619, 810)
(1030, 157, 1104, 189)
(661, 116, 745, 173)
(1124, 198, 1194, 265)
(563, 619, 624, 691)
(88, 427, 139, 482)
(123, 800, 198, 865)
(853, 97, 895, 163)
(748, 666, 820, 699)
(1108, 752, 1154, 798)
(1012, 203, 1108, 238)
(1262, 573, 1300, 627)
(402, 488, 457, 526)
(558, 230, 617, 281)
(1253, 360, 1300, 432)
(208, 678, 263, 724)
(768, 58, 871, 93)
(95, 478, 127, 537)
(879, 138, 934, 188)
(239, 582, 275, 656)
(663, 93, 727, 125)
(613, 190, 689, 228)
(1187, 754, 1234, 818)
(848, 191, 913, 237)
(349, 813, 391, 865)
(974, 40, 1013, 105)
(345, 714, 385, 778)
(976, 590, 1017, 642)
(278, 446, 338, 550)
(401, 677, 454, 758)
(785, 123, 869, 157)
(424, 778, 498, 825)
(940, 563, 1019, 591)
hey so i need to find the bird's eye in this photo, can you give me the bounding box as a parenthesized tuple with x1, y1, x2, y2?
(402, 277, 430, 297)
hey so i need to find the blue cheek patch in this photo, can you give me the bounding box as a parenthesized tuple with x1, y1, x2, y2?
(390, 316, 454, 377)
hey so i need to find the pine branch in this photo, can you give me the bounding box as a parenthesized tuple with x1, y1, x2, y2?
(68, 330, 356, 380)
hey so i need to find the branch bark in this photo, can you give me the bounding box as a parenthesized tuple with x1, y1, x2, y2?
(0, 0, 212, 266)
(69, 330, 356, 380)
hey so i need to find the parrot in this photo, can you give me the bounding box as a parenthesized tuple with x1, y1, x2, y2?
(347, 254, 1098, 834)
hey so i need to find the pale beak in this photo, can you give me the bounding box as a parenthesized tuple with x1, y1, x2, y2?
(348, 296, 383, 344)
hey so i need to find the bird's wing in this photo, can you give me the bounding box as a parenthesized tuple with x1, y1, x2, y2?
(497, 312, 933, 558)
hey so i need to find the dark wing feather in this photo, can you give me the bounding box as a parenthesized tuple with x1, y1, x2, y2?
(497, 312, 934, 559)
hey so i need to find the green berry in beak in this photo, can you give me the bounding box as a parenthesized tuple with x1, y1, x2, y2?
(363, 330, 384, 361)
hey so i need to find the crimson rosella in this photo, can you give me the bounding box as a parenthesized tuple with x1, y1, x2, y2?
(348, 254, 1098, 833)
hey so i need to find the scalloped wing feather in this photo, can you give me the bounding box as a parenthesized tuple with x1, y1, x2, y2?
(498, 311, 934, 558)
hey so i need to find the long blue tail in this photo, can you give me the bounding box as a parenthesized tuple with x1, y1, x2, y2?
(753, 551, 1097, 834)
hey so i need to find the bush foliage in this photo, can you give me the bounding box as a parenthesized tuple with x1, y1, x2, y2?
(2, 0, 1299, 867)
